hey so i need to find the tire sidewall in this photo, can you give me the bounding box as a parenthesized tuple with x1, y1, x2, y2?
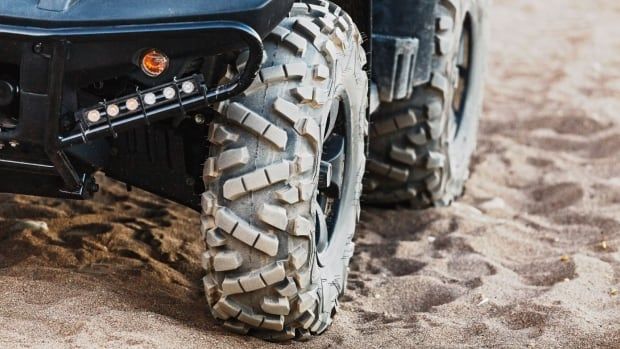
(313, 33, 368, 334)
(446, 0, 489, 198)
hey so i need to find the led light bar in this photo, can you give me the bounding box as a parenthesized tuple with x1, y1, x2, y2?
(76, 75, 204, 132)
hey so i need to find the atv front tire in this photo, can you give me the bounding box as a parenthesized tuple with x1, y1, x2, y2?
(365, 0, 488, 207)
(200, 0, 367, 340)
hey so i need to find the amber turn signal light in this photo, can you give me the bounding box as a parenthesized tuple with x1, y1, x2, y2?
(140, 49, 169, 77)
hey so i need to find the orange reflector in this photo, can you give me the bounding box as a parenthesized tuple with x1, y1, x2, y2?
(140, 49, 169, 77)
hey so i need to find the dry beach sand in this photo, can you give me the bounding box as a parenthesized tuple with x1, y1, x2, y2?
(1, 0, 620, 347)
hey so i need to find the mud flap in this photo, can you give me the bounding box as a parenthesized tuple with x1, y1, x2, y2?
(372, 35, 419, 103)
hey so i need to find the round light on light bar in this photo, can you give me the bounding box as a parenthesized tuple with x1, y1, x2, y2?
(143, 93, 157, 106)
(126, 98, 140, 111)
(106, 104, 120, 117)
(86, 110, 101, 123)
(181, 81, 195, 94)
(140, 49, 169, 78)
(163, 86, 176, 100)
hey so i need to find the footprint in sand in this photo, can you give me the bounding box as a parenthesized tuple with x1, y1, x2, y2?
(432, 235, 476, 254)
(385, 258, 427, 277)
(387, 277, 463, 313)
(492, 303, 558, 335)
(527, 182, 584, 214)
(447, 254, 497, 281)
(522, 115, 607, 136)
(511, 258, 577, 287)
(551, 212, 620, 233)
(529, 132, 620, 160)
(60, 223, 114, 247)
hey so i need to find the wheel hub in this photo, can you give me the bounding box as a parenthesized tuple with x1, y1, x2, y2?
(451, 18, 472, 138)
(316, 99, 347, 255)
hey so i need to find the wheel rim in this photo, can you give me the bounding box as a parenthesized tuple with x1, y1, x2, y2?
(451, 16, 473, 138)
(316, 96, 348, 257)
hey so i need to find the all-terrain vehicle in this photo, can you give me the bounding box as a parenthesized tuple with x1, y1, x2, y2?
(0, 0, 486, 340)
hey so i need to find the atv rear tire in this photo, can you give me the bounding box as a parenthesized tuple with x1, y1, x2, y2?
(365, 0, 488, 207)
(200, 0, 367, 340)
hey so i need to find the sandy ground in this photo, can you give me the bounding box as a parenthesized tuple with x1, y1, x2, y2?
(2, 0, 620, 347)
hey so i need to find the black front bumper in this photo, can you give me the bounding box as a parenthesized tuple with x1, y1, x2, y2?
(0, 1, 292, 202)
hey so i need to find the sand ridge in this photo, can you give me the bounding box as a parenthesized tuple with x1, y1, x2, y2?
(1, 0, 620, 347)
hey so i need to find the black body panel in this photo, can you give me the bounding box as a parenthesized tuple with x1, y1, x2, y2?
(104, 120, 208, 209)
(0, 0, 293, 39)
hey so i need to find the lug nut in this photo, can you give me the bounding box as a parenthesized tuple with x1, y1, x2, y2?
(9, 140, 19, 148)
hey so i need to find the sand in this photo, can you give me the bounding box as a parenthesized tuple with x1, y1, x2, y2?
(1, 0, 620, 347)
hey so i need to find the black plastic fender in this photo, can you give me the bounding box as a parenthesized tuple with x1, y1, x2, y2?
(0, 0, 294, 40)
(373, 0, 437, 87)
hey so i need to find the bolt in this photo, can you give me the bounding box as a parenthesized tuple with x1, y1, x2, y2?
(9, 140, 19, 148)
(33, 43, 43, 54)
(194, 114, 206, 125)
(185, 177, 196, 187)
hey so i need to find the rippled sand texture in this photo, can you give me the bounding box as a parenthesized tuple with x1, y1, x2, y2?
(1, 0, 619, 347)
